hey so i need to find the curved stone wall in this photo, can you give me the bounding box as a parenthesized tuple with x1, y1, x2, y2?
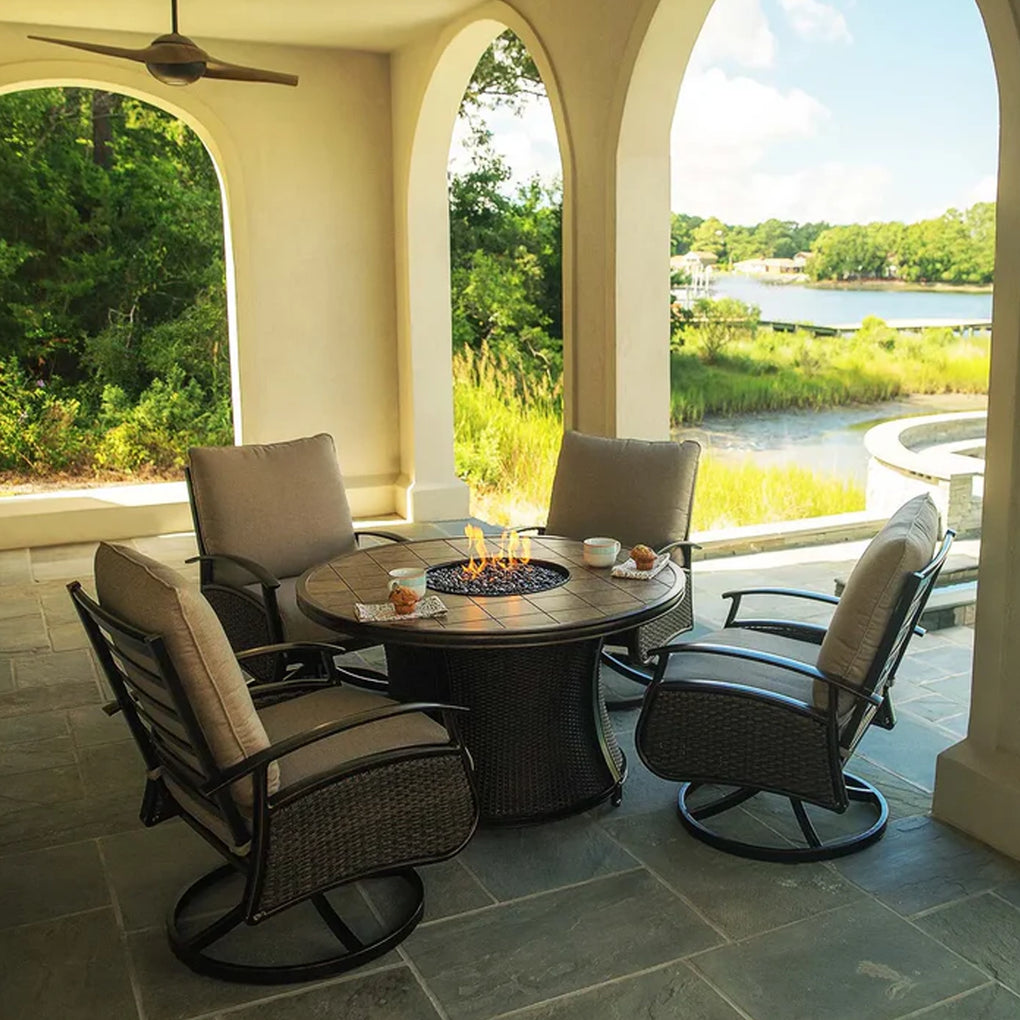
(865, 411, 986, 536)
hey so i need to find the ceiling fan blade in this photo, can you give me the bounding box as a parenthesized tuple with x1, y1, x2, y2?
(204, 59, 298, 87)
(27, 35, 152, 63)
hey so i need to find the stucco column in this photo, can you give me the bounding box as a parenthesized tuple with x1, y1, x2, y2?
(933, 0, 1020, 861)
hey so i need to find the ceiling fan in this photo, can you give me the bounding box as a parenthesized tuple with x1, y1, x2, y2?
(28, 0, 298, 87)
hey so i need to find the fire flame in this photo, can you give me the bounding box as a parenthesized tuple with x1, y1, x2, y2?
(462, 525, 532, 579)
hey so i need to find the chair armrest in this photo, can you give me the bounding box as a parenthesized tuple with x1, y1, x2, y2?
(513, 525, 546, 535)
(203, 702, 468, 794)
(723, 587, 839, 627)
(186, 553, 280, 590)
(658, 539, 702, 554)
(236, 640, 347, 681)
(354, 530, 408, 545)
(648, 641, 883, 709)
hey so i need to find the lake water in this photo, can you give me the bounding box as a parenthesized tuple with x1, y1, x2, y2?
(674, 393, 989, 485)
(705, 274, 992, 327)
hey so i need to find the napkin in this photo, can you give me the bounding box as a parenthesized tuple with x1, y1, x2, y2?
(355, 595, 448, 623)
(612, 553, 670, 580)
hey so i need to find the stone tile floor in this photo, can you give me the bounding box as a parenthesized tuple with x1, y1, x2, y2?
(2, 531, 1019, 1019)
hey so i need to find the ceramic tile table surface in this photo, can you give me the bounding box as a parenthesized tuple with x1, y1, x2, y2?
(298, 536, 687, 824)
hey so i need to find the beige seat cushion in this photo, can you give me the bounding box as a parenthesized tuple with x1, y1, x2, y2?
(94, 542, 278, 809)
(662, 627, 822, 707)
(817, 494, 940, 703)
(545, 431, 700, 551)
(188, 433, 358, 587)
(258, 686, 450, 790)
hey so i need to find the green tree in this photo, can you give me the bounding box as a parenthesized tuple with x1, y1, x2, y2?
(690, 216, 728, 258)
(670, 213, 704, 255)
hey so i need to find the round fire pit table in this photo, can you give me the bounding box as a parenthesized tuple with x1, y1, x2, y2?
(297, 536, 687, 825)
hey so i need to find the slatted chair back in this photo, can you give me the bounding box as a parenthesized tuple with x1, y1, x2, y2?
(70, 542, 280, 851)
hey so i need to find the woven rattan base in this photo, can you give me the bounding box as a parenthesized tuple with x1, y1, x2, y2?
(386, 637, 626, 825)
(677, 773, 889, 863)
(167, 865, 423, 984)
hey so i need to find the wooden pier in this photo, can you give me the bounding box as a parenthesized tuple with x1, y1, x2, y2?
(760, 317, 992, 337)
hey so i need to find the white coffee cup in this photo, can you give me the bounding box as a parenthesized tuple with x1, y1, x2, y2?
(583, 537, 621, 568)
(387, 567, 427, 598)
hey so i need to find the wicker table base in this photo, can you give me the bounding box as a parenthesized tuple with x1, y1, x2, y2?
(385, 638, 625, 825)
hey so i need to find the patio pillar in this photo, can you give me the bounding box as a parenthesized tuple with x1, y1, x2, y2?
(933, 0, 1020, 862)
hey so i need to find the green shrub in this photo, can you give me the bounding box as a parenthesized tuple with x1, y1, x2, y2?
(95, 366, 232, 472)
(0, 358, 92, 471)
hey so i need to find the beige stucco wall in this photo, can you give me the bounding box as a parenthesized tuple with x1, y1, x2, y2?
(0, 23, 402, 517)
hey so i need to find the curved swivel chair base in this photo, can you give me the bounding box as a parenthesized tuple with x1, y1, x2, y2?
(677, 772, 889, 863)
(167, 864, 423, 984)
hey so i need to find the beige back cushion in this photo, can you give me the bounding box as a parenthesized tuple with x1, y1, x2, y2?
(188, 433, 357, 583)
(545, 431, 700, 551)
(95, 542, 278, 808)
(817, 494, 940, 702)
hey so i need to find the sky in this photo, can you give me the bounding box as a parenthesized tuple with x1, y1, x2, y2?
(451, 0, 998, 226)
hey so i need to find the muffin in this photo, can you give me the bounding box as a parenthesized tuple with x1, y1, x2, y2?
(630, 544, 657, 571)
(388, 584, 420, 615)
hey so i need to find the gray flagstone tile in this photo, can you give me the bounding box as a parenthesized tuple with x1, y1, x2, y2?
(914, 893, 1020, 995)
(12, 649, 95, 688)
(0, 733, 76, 776)
(0, 788, 141, 853)
(459, 815, 639, 900)
(0, 708, 68, 744)
(833, 816, 1020, 916)
(858, 715, 957, 792)
(0, 680, 100, 719)
(0, 908, 137, 1019)
(404, 869, 722, 1020)
(692, 899, 986, 1020)
(507, 960, 743, 1019)
(903, 982, 1020, 1019)
(0, 841, 109, 929)
(603, 806, 863, 940)
(204, 965, 441, 1018)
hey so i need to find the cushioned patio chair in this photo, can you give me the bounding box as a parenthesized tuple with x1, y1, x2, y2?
(536, 430, 701, 709)
(636, 494, 953, 862)
(186, 433, 404, 684)
(69, 542, 478, 983)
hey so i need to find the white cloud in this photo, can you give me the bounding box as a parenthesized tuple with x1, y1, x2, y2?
(691, 0, 777, 70)
(449, 98, 562, 188)
(964, 173, 997, 206)
(779, 0, 852, 44)
(671, 67, 829, 177)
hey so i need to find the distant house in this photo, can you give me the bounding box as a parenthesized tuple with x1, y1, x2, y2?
(672, 250, 718, 269)
(733, 256, 805, 277)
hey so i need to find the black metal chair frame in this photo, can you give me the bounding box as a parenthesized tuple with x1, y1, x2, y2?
(523, 531, 701, 712)
(184, 464, 405, 685)
(69, 580, 479, 984)
(636, 529, 955, 862)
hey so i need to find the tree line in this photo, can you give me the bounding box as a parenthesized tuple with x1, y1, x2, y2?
(0, 87, 231, 475)
(672, 204, 995, 285)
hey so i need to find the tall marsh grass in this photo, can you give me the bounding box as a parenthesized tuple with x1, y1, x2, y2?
(453, 345, 866, 528)
(671, 323, 990, 423)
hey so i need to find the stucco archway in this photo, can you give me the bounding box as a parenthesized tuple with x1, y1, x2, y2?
(393, 3, 572, 520)
(618, 0, 1020, 859)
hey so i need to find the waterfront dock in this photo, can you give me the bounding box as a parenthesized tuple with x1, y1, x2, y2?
(761, 317, 992, 337)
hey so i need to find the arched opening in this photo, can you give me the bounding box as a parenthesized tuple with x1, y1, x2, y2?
(447, 29, 565, 525)
(397, 5, 570, 523)
(0, 80, 237, 494)
(618, 0, 1020, 860)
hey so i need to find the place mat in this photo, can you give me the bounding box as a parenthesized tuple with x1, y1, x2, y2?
(355, 595, 448, 623)
(612, 553, 670, 580)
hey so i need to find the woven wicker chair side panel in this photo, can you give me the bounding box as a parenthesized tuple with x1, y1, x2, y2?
(639, 689, 840, 808)
(201, 587, 275, 681)
(256, 752, 475, 919)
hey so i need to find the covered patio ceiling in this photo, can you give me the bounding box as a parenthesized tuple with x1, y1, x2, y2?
(0, 0, 481, 51)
